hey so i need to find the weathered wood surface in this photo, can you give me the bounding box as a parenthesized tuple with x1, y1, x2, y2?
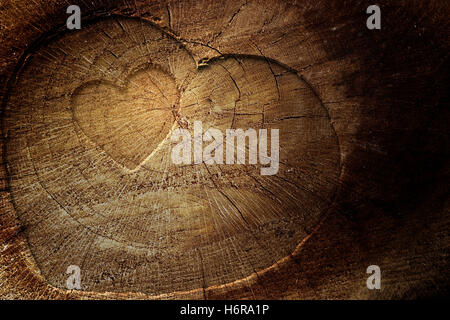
(0, 0, 448, 299)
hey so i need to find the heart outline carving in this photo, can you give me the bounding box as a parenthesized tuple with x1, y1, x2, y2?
(71, 65, 180, 172)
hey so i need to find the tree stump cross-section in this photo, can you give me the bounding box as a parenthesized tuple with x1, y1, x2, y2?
(4, 16, 341, 295)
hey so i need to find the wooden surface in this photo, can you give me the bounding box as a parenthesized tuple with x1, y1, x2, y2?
(0, 0, 448, 299)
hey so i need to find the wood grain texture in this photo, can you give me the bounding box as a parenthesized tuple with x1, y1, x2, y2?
(0, 0, 448, 299)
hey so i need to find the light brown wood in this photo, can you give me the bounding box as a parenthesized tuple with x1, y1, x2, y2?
(0, 0, 448, 299)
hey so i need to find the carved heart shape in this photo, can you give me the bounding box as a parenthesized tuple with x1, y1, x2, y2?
(4, 17, 341, 295)
(72, 67, 178, 171)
